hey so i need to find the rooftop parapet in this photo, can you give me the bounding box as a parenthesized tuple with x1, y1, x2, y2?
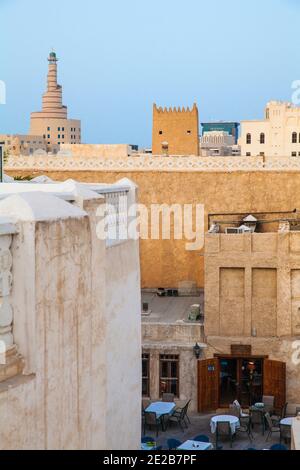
(153, 103, 198, 114)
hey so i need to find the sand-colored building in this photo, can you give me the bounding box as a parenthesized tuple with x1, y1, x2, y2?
(152, 103, 199, 156)
(241, 101, 300, 157)
(141, 209, 300, 414)
(0, 178, 141, 450)
(200, 212, 300, 412)
(30, 51, 81, 151)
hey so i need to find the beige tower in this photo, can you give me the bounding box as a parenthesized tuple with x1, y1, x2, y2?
(30, 51, 81, 151)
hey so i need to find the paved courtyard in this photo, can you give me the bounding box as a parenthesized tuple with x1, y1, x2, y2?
(142, 413, 290, 451)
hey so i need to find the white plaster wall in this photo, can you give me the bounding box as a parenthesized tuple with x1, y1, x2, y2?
(0, 376, 39, 450)
(34, 217, 93, 449)
(104, 240, 142, 450)
(78, 188, 142, 450)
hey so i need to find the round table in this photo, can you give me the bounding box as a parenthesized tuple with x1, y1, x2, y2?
(280, 417, 293, 426)
(210, 415, 240, 434)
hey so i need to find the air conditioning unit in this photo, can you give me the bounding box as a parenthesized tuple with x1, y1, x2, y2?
(225, 227, 244, 234)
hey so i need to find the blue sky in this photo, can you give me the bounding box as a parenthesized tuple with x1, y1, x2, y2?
(0, 0, 299, 146)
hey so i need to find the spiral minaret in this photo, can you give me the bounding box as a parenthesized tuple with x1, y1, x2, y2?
(41, 52, 68, 119)
(30, 51, 81, 150)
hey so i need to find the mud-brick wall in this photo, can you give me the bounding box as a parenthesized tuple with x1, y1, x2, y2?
(6, 169, 300, 288)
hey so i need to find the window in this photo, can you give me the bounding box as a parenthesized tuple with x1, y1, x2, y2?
(246, 133, 251, 144)
(292, 132, 297, 143)
(48, 142, 50, 145)
(58, 127, 61, 131)
(187, 130, 191, 134)
(58, 134, 60, 139)
(246, 152, 251, 156)
(47, 135, 50, 139)
(292, 152, 297, 157)
(58, 142, 60, 145)
(62, 135, 65, 139)
(47, 127, 50, 131)
(260, 133, 265, 144)
(142, 354, 150, 397)
(43, 134, 46, 139)
(266, 108, 270, 119)
(62, 127, 65, 131)
(259, 152, 265, 156)
(159, 130, 163, 135)
(159, 354, 179, 397)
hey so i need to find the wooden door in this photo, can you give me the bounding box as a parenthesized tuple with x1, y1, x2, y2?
(198, 358, 219, 412)
(263, 359, 286, 412)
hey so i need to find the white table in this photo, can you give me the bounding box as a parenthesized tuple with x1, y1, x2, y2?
(280, 417, 293, 426)
(145, 402, 176, 419)
(210, 415, 240, 434)
(177, 440, 213, 451)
